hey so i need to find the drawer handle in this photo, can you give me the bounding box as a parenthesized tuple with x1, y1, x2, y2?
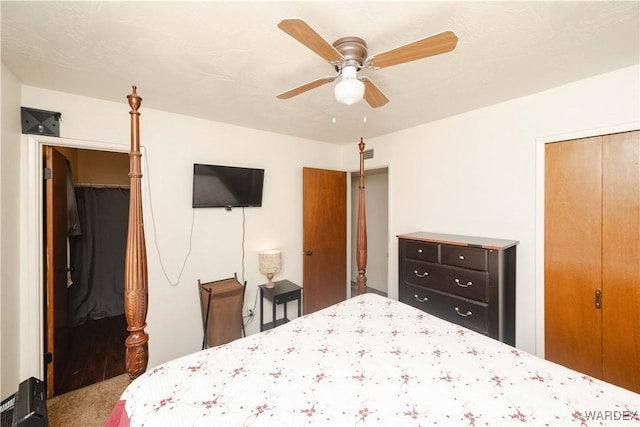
(413, 270, 429, 278)
(454, 278, 473, 288)
(417, 248, 423, 254)
(454, 307, 473, 317)
(414, 294, 428, 303)
(458, 255, 465, 260)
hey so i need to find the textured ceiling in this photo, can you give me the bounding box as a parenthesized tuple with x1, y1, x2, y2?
(2, 1, 639, 144)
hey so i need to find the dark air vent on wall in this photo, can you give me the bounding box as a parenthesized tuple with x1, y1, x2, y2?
(21, 107, 61, 137)
(363, 148, 374, 160)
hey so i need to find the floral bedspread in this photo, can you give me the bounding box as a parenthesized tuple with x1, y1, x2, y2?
(120, 294, 639, 426)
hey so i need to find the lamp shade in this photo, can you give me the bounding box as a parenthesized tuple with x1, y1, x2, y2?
(334, 65, 364, 105)
(259, 249, 281, 275)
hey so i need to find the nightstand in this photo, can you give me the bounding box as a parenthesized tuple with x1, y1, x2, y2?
(259, 280, 302, 331)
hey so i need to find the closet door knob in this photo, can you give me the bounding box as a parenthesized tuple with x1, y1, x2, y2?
(305, 250, 313, 256)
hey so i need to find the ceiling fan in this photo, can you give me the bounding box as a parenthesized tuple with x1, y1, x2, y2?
(276, 18, 458, 108)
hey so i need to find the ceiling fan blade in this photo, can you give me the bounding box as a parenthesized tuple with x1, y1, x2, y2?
(368, 31, 458, 69)
(278, 18, 344, 63)
(276, 76, 336, 99)
(361, 78, 389, 108)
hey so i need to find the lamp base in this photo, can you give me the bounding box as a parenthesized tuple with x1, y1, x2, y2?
(265, 273, 275, 288)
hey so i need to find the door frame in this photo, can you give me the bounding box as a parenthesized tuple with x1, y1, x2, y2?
(534, 121, 639, 358)
(20, 135, 130, 381)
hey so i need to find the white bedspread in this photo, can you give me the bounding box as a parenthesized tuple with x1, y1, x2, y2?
(121, 294, 639, 426)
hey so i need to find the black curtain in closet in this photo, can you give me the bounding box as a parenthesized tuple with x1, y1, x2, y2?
(68, 186, 129, 327)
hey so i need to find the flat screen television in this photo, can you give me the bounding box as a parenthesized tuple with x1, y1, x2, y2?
(192, 163, 264, 208)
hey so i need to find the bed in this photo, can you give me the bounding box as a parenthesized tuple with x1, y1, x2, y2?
(112, 88, 639, 425)
(112, 293, 638, 426)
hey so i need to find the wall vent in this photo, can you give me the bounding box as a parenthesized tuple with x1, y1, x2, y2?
(21, 107, 61, 137)
(363, 148, 374, 160)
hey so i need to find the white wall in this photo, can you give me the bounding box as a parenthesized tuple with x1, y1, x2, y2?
(341, 64, 640, 356)
(18, 86, 342, 372)
(5, 64, 639, 386)
(1, 64, 23, 397)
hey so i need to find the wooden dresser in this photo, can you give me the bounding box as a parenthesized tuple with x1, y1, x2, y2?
(398, 232, 518, 345)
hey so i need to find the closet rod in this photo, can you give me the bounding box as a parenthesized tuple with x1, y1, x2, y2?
(74, 183, 130, 189)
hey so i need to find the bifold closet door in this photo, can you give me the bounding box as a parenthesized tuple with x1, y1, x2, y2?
(601, 131, 640, 393)
(545, 136, 603, 379)
(546, 130, 640, 393)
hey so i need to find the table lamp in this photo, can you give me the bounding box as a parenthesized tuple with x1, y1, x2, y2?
(259, 249, 281, 288)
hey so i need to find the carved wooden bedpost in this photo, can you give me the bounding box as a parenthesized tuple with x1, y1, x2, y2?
(356, 138, 368, 295)
(124, 86, 149, 379)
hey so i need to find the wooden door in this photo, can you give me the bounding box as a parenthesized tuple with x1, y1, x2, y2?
(602, 131, 640, 393)
(544, 136, 603, 379)
(302, 167, 347, 314)
(45, 146, 70, 397)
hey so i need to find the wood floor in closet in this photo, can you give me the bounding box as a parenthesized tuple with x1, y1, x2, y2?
(56, 314, 128, 396)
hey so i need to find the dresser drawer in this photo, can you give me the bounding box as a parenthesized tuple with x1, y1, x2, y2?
(401, 284, 488, 335)
(273, 289, 301, 304)
(404, 260, 489, 302)
(441, 245, 487, 271)
(403, 240, 438, 262)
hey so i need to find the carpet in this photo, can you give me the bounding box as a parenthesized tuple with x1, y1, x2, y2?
(47, 374, 130, 427)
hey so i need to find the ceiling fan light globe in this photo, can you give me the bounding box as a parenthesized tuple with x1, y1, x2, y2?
(334, 78, 364, 105)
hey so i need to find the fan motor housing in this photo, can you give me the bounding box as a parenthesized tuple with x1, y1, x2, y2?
(332, 36, 368, 68)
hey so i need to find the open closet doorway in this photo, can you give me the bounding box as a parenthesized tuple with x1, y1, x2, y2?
(350, 167, 388, 298)
(44, 145, 130, 397)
